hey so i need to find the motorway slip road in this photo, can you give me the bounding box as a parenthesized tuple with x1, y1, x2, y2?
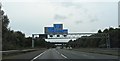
(2, 48, 119, 61)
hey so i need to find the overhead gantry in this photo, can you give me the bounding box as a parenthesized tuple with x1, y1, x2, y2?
(32, 24, 110, 48)
(32, 33, 110, 48)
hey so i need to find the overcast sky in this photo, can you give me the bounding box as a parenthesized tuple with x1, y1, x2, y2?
(1, 0, 119, 42)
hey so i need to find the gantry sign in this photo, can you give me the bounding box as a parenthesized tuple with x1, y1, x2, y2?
(32, 24, 110, 48)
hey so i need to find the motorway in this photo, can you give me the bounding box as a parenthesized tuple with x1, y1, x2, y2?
(2, 48, 119, 61)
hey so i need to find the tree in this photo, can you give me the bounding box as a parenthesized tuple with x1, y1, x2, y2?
(98, 29, 102, 33)
(103, 28, 109, 33)
(3, 15, 9, 27)
(109, 27, 114, 31)
(1, 3, 57, 50)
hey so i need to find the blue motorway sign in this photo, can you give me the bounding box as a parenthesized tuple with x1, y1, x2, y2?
(45, 24, 68, 34)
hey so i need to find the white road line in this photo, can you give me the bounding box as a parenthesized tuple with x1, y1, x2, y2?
(61, 54, 68, 59)
(31, 50, 47, 61)
(55, 50, 60, 54)
(55, 49, 68, 59)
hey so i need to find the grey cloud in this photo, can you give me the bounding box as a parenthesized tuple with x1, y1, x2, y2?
(86, 13, 98, 23)
(90, 19, 96, 22)
(54, 14, 67, 20)
(89, 18, 98, 23)
(60, 2, 74, 7)
(75, 20, 83, 24)
(54, 2, 82, 8)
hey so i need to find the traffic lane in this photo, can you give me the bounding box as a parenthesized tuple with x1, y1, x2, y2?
(3, 49, 47, 59)
(32, 49, 65, 60)
(56, 49, 118, 59)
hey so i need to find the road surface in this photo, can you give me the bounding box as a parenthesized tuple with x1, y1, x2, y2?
(2, 48, 119, 61)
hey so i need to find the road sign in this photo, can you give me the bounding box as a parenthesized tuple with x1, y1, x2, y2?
(44, 24, 68, 34)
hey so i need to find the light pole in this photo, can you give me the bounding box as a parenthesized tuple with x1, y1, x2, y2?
(106, 34, 110, 48)
(32, 34, 34, 48)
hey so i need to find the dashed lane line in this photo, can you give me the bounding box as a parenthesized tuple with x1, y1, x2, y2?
(61, 54, 68, 59)
(55, 49, 68, 59)
(55, 50, 60, 54)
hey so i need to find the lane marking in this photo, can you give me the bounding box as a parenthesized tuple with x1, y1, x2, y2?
(55, 50, 60, 54)
(55, 49, 68, 59)
(31, 50, 47, 61)
(61, 54, 68, 59)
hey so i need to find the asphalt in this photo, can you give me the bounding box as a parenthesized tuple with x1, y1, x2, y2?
(56, 49, 118, 59)
(2, 48, 119, 61)
(2, 49, 46, 60)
